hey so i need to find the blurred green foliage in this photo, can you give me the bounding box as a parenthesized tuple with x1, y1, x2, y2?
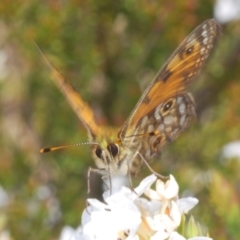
(0, 1, 239, 239)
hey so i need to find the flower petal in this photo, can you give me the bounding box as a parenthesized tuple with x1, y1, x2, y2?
(156, 175, 179, 200)
(135, 174, 157, 197)
(176, 197, 199, 214)
(188, 237, 213, 240)
(169, 231, 186, 240)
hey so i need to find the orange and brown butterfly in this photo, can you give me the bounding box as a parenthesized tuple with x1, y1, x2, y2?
(40, 19, 221, 178)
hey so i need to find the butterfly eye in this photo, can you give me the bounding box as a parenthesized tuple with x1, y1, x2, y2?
(95, 147, 102, 159)
(107, 143, 119, 157)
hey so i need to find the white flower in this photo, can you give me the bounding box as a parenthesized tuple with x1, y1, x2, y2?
(214, 0, 240, 23)
(59, 226, 74, 240)
(221, 141, 240, 163)
(59, 174, 210, 240)
(82, 187, 142, 239)
(136, 175, 181, 239)
(0, 186, 9, 207)
(144, 175, 179, 201)
(176, 197, 198, 214)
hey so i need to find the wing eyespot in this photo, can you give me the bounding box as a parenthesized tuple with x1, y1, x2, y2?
(186, 46, 194, 55)
(161, 99, 175, 115)
(153, 136, 162, 149)
(107, 143, 119, 157)
(95, 147, 102, 159)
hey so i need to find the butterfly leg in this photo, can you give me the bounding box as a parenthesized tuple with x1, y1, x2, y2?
(87, 166, 115, 196)
(87, 167, 111, 194)
(135, 151, 169, 180)
(126, 160, 138, 195)
(87, 167, 94, 194)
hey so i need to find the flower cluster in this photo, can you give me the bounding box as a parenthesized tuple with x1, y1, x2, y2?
(60, 175, 211, 240)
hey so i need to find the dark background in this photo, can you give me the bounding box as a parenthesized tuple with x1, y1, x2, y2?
(0, 1, 239, 239)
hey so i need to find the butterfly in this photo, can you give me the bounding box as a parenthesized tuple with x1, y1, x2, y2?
(40, 19, 221, 178)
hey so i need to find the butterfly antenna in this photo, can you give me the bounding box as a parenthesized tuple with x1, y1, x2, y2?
(124, 131, 160, 139)
(40, 142, 99, 153)
(32, 40, 59, 73)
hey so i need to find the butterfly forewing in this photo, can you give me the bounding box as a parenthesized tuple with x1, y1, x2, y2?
(43, 55, 100, 140)
(118, 19, 221, 175)
(119, 19, 221, 138)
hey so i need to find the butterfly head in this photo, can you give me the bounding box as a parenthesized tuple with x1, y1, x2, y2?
(91, 131, 130, 177)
